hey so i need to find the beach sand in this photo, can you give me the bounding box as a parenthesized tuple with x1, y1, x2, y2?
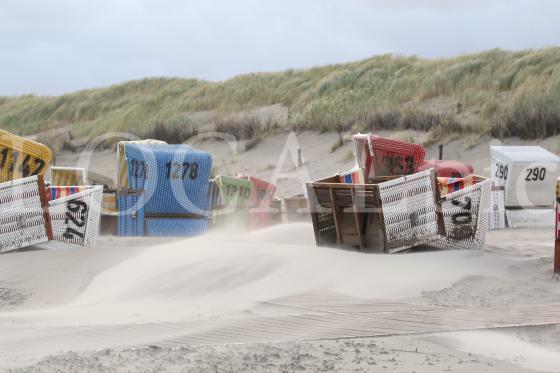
(0, 224, 559, 372)
(2, 130, 560, 371)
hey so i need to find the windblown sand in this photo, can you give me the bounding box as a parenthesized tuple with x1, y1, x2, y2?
(0, 224, 559, 372)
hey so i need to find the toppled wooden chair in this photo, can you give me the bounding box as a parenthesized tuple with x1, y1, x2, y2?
(307, 169, 444, 253)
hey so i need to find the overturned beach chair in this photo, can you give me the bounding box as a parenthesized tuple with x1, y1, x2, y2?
(430, 175, 491, 250)
(353, 134, 425, 179)
(237, 174, 281, 229)
(490, 146, 560, 229)
(117, 143, 212, 237)
(38, 185, 103, 249)
(213, 175, 253, 230)
(0, 178, 102, 252)
(0, 175, 52, 253)
(307, 169, 444, 253)
(0, 129, 52, 182)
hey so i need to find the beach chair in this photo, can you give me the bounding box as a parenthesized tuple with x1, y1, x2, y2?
(38, 186, 103, 249)
(117, 139, 166, 190)
(117, 143, 212, 237)
(237, 174, 281, 229)
(430, 175, 491, 250)
(0, 129, 52, 182)
(353, 134, 425, 179)
(490, 146, 560, 229)
(307, 169, 443, 253)
(213, 175, 253, 230)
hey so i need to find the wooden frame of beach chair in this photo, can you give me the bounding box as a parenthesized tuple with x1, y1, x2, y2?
(307, 169, 444, 253)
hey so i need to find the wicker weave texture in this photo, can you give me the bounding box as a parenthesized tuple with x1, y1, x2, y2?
(0, 130, 52, 182)
(369, 135, 425, 177)
(305, 183, 337, 246)
(38, 186, 103, 250)
(117, 139, 166, 190)
(489, 187, 506, 230)
(145, 218, 209, 237)
(431, 179, 491, 250)
(117, 192, 145, 236)
(505, 208, 555, 228)
(0, 176, 50, 253)
(124, 143, 212, 216)
(378, 169, 441, 253)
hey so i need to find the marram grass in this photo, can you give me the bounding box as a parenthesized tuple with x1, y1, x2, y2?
(1, 48, 560, 145)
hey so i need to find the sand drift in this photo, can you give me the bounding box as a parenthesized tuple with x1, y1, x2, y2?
(0, 224, 559, 370)
(1, 224, 513, 326)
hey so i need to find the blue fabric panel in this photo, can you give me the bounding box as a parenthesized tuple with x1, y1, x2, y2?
(124, 144, 212, 216)
(145, 218, 208, 237)
(117, 193, 145, 236)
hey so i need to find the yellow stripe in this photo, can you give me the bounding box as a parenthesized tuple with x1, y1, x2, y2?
(51, 168, 86, 186)
(0, 130, 52, 182)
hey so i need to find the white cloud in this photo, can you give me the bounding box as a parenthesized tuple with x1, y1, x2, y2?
(0, 0, 559, 95)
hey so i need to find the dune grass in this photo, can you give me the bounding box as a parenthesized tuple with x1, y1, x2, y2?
(1, 48, 560, 146)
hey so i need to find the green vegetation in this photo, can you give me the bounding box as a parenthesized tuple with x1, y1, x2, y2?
(2, 48, 560, 147)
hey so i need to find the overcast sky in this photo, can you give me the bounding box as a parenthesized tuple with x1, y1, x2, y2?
(1, 0, 559, 95)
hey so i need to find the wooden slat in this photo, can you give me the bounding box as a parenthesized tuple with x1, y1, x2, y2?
(329, 186, 342, 244)
(3, 294, 560, 364)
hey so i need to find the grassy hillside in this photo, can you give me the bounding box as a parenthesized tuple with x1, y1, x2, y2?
(1, 48, 560, 148)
